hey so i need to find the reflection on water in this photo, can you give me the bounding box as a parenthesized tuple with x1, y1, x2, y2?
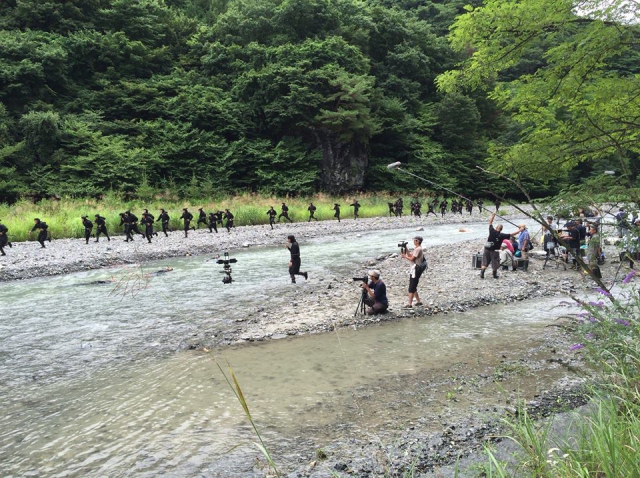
(1, 296, 574, 477)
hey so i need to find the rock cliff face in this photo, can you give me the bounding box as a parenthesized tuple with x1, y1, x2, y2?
(315, 128, 368, 192)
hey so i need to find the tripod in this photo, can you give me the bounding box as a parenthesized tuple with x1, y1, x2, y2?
(354, 287, 367, 316)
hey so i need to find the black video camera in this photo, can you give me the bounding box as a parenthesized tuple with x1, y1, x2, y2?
(352, 276, 368, 283)
(216, 252, 237, 284)
(398, 240, 408, 253)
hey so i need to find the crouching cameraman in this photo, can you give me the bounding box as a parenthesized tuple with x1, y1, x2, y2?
(361, 269, 388, 315)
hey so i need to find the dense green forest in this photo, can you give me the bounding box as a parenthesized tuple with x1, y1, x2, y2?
(0, 0, 638, 204)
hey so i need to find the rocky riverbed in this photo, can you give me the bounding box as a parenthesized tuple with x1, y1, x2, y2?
(1, 206, 617, 477)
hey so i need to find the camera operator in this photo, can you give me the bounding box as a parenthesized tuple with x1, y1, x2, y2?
(361, 270, 388, 315)
(401, 236, 425, 308)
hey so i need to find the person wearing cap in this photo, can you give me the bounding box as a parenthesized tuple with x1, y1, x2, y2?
(0, 218, 11, 256)
(94, 214, 110, 242)
(517, 224, 531, 271)
(560, 221, 581, 269)
(499, 242, 515, 271)
(286, 235, 308, 283)
(180, 208, 194, 237)
(81, 215, 93, 244)
(401, 236, 426, 308)
(480, 213, 520, 279)
(361, 269, 388, 315)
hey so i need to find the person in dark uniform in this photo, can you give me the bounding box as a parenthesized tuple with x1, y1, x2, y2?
(214, 210, 224, 228)
(208, 212, 218, 233)
(141, 213, 155, 243)
(94, 214, 110, 242)
(81, 216, 93, 244)
(197, 207, 208, 228)
(0, 219, 12, 256)
(451, 199, 458, 214)
(395, 198, 403, 217)
(350, 200, 360, 219)
(278, 202, 292, 223)
(142, 208, 154, 221)
(125, 211, 145, 238)
(333, 203, 341, 222)
(466, 199, 473, 215)
(439, 198, 447, 217)
(413, 200, 422, 217)
(307, 203, 318, 222)
(286, 234, 308, 283)
(119, 212, 130, 240)
(158, 209, 170, 237)
(477, 198, 483, 213)
(224, 209, 234, 232)
(180, 208, 194, 237)
(267, 206, 277, 229)
(388, 202, 395, 217)
(494, 198, 501, 211)
(31, 218, 49, 248)
(426, 199, 437, 217)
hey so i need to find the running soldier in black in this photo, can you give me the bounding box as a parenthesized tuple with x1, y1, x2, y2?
(158, 209, 170, 237)
(350, 200, 360, 219)
(440, 199, 447, 217)
(197, 208, 207, 228)
(125, 211, 145, 238)
(31, 218, 49, 248)
(477, 198, 483, 213)
(394, 198, 404, 217)
(278, 203, 292, 223)
(208, 212, 218, 233)
(466, 199, 473, 215)
(0, 219, 11, 255)
(286, 234, 308, 283)
(333, 203, 341, 222)
(141, 213, 155, 243)
(426, 199, 437, 217)
(180, 208, 194, 237)
(308, 203, 318, 221)
(267, 206, 277, 229)
(214, 210, 224, 228)
(142, 209, 154, 221)
(224, 209, 234, 232)
(388, 202, 395, 217)
(494, 199, 501, 211)
(94, 214, 110, 242)
(81, 216, 93, 244)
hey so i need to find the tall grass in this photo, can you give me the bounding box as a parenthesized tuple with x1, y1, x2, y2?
(0, 191, 416, 242)
(481, 275, 640, 477)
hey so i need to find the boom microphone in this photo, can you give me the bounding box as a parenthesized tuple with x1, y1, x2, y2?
(387, 162, 402, 170)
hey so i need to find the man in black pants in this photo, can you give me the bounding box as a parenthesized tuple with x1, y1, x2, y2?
(278, 202, 292, 222)
(180, 208, 194, 237)
(81, 216, 93, 244)
(224, 209, 234, 232)
(333, 203, 341, 222)
(31, 218, 49, 248)
(267, 206, 277, 229)
(158, 209, 170, 237)
(395, 198, 403, 217)
(480, 213, 519, 279)
(350, 200, 360, 219)
(561, 222, 581, 269)
(125, 211, 145, 239)
(0, 219, 11, 255)
(308, 203, 318, 222)
(197, 207, 208, 228)
(208, 211, 218, 233)
(94, 214, 110, 242)
(141, 213, 155, 243)
(286, 234, 308, 283)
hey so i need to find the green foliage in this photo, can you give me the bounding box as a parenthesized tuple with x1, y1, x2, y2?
(438, 0, 640, 191)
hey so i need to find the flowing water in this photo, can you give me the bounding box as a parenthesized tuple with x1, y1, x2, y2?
(0, 220, 563, 477)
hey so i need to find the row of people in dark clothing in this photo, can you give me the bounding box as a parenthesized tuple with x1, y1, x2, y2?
(389, 197, 496, 218)
(267, 201, 362, 227)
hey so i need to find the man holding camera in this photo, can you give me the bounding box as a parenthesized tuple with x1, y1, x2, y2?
(361, 269, 388, 315)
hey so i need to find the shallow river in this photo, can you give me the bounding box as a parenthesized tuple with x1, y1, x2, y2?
(1, 220, 560, 477)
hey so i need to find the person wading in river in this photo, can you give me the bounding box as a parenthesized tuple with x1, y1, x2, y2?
(286, 234, 308, 283)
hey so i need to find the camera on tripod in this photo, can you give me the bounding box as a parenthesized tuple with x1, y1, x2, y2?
(398, 240, 408, 253)
(216, 252, 237, 284)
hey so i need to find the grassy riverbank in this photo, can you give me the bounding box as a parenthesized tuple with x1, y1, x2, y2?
(0, 192, 418, 242)
(481, 279, 640, 477)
